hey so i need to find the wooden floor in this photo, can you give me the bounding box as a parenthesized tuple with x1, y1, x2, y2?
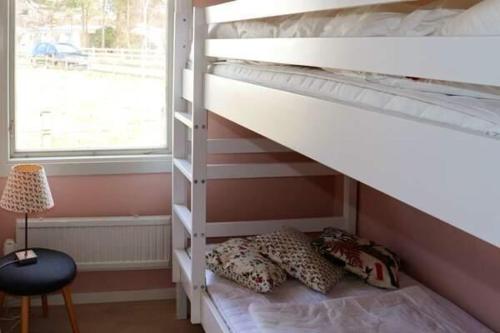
(0, 300, 204, 333)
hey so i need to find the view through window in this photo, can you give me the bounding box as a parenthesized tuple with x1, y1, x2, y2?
(14, 0, 169, 155)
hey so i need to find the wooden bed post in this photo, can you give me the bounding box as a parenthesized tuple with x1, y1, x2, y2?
(172, 0, 193, 321)
(343, 176, 358, 235)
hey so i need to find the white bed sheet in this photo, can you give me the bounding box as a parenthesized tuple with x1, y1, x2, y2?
(209, 7, 458, 39)
(208, 0, 500, 39)
(209, 62, 500, 138)
(206, 271, 413, 333)
(248, 285, 493, 333)
(206, 271, 490, 333)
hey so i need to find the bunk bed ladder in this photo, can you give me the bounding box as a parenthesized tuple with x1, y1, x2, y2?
(172, 0, 207, 325)
(171, 0, 191, 321)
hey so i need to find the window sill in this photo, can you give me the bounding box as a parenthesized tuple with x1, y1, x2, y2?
(2, 154, 172, 177)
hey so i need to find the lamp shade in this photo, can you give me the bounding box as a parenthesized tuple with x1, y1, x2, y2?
(0, 164, 54, 214)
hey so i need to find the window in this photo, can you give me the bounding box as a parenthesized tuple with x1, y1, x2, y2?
(8, 0, 172, 161)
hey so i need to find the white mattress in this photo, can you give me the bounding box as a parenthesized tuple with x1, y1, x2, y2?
(210, 62, 500, 138)
(206, 270, 490, 333)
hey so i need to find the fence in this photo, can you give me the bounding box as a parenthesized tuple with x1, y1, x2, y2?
(19, 47, 166, 78)
(82, 47, 166, 78)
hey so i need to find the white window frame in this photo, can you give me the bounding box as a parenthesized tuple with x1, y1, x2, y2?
(0, 0, 174, 176)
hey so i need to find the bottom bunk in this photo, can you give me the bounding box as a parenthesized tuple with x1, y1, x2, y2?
(179, 225, 493, 333)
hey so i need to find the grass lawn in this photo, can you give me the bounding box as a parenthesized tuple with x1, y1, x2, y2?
(15, 65, 167, 152)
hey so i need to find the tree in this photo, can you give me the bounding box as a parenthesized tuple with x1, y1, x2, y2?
(64, 0, 96, 47)
(112, 0, 163, 49)
(90, 27, 116, 48)
(113, 0, 132, 48)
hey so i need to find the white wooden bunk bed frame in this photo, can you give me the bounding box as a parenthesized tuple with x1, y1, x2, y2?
(172, 0, 500, 332)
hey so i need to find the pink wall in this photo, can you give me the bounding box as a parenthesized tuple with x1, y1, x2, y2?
(358, 185, 500, 331)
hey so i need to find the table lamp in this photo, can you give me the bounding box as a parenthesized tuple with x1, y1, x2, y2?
(0, 164, 54, 265)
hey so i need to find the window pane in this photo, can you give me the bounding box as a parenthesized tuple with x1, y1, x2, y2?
(15, 0, 168, 153)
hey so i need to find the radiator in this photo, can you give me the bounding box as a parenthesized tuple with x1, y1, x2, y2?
(15, 216, 171, 271)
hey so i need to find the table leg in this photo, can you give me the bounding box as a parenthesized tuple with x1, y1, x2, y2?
(21, 296, 30, 333)
(62, 287, 80, 333)
(41, 295, 48, 318)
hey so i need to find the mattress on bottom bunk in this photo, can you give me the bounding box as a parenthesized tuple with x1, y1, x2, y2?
(205, 270, 491, 333)
(209, 62, 500, 138)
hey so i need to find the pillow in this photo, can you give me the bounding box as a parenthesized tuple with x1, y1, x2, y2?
(205, 238, 287, 293)
(249, 228, 343, 294)
(312, 227, 400, 289)
(440, 0, 500, 36)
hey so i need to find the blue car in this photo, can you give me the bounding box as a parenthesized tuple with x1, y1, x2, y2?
(31, 42, 89, 69)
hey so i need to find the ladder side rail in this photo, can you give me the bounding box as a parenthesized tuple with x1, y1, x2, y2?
(189, 6, 208, 324)
(172, 0, 193, 320)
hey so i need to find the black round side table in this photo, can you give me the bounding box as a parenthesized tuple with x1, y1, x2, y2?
(0, 248, 80, 333)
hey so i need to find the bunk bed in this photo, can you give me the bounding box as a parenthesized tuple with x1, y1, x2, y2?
(171, 0, 500, 332)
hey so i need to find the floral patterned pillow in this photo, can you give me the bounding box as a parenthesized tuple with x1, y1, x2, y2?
(249, 227, 343, 294)
(312, 227, 401, 289)
(206, 238, 287, 293)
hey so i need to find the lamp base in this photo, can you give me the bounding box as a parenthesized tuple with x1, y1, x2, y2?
(15, 249, 38, 265)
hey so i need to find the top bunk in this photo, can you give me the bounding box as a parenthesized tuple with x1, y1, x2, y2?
(176, 0, 500, 246)
(204, 0, 500, 86)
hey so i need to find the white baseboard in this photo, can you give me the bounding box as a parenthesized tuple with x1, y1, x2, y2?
(6, 288, 175, 307)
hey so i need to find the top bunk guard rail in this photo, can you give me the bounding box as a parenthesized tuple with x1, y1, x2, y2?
(206, 0, 416, 24)
(206, 37, 500, 87)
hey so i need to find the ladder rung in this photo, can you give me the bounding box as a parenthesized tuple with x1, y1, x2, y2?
(173, 204, 193, 235)
(173, 249, 193, 299)
(208, 138, 290, 154)
(206, 162, 337, 179)
(174, 158, 193, 182)
(175, 111, 193, 128)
